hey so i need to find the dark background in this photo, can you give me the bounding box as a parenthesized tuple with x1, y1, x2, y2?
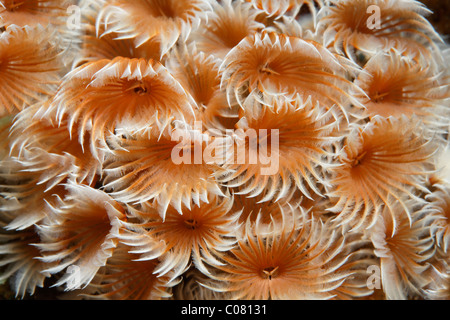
(422, 0, 449, 37)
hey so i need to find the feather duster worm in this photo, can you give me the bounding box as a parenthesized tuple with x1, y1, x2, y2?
(423, 260, 450, 300)
(426, 143, 450, 255)
(0, 116, 12, 160)
(426, 185, 450, 253)
(0, 100, 101, 230)
(119, 194, 238, 279)
(218, 95, 339, 203)
(190, 0, 264, 60)
(9, 104, 101, 188)
(0, 223, 51, 299)
(0, 104, 98, 233)
(81, 243, 179, 300)
(0, 25, 62, 116)
(0, 0, 74, 28)
(102, 125, 224, 218)
(328, 116, 435, 231)
(97, 0, 212, 55)
(47, 57, 196, 159)
(0, 156, 68, 231)
(428, 142, 450, 188)
(74, 2, 164, 67)
(35, 183, 127, 290)
(371, 201, 437, 300)
(0, 106, 74, 231)
(221, 31, 363, 119)
(77, 31, 163, 69)
(354, 49, 449, 127)
(0, 1, 80, 70)
(167, 44, 239, 131)
(423, 180, 450, 300)
(317, 0, 443, 64)
(172, 267, 230, 300)
(206, 210, 375, 300)
(297, 190, 336, 222)
(246, 0, 324, 20)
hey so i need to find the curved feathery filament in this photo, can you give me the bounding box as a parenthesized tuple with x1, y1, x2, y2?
(246, 0, 324, 20)
(230, 188, 301, 238)
(422, 258, 450, 300)
(218, 95, 339, 203)
(97, 0, 212, 54)
(326, 232, 378, 300)
(75, 4, 164, 67)
(47, 57, 195, 158)
(9, 104, 101, 187)
(35, 183, 127, 290)
(0, 116, 70, 231)
(290, 191, 336, 225)
(0, 25, 62, 116)
(102, 125, 224, 218)
(328, 116, 436, 231)
(426, 185, 450, 253)
(221, 31, 363, 119)
(167, 44, 222, 112)
(0, 116, 13, 161)
(0, 174, 67, 232)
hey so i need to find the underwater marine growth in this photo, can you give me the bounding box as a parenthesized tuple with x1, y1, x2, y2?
(0, 0, 449, 300)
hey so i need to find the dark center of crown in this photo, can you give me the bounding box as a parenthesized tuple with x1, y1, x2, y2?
(184, 219, 199, 230)
(134, 85, 148, 95)
(262, 266, 279, 280)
